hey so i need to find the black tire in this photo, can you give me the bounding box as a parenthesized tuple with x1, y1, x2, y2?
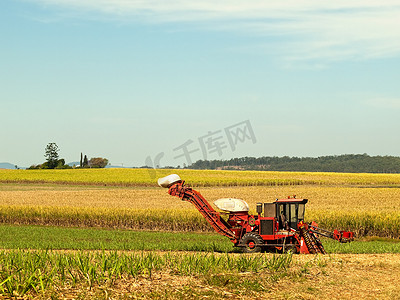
(240, 232, 264, 253)
(282, 244, 298, 254)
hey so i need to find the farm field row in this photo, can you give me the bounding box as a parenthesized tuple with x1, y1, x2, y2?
(0, 248, 399, 299)
(1, 225, 400, 254)
(2, 168, 400, 186)
(1, 183, 400, 237)
(2, 183, 400, 212)
(1, 205, 399, 238)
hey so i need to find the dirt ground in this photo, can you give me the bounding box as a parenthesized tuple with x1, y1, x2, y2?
(273, 253, 400, 299)
(122, 253, 400, 300)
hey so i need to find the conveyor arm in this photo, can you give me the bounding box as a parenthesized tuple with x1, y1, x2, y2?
(167, 180, 237, 241)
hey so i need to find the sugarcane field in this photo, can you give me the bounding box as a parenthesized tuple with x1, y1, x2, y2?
(0, 169, 399, 299)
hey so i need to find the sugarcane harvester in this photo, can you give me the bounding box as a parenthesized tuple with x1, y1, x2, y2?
(158, 174, 354, 254)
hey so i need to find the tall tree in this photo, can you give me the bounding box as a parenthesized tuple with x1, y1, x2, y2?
(83, 155, 88, 168)
(44, 143, 59, 169)
(80, 153, 83, 168)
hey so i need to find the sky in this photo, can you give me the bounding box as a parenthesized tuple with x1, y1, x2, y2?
(1, 0, 400, 168)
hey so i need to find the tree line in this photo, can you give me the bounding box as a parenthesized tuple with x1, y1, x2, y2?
(188, 154, 400, 173)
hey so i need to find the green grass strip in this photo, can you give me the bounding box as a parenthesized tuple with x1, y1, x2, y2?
(1, 225, 400, 253)
(322, 238, 400, 254)
(0, 224, 234, 252)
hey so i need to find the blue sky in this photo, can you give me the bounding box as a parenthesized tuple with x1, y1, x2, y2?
(1, 0, 400, 167)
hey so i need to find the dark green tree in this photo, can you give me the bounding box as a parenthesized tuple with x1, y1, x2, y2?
(44, 143, 59, 169)
(80, 153, 83, 168)
(83, 155, 88, 168)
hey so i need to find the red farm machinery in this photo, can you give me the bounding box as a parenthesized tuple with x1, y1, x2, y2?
(158, 174, 354, 254)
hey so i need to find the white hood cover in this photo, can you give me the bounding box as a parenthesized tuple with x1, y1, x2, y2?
(214, 198, 249, 212)
(158, 174, 181, 188)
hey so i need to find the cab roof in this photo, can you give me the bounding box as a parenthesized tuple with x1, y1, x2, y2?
(275, 198, 308, 204)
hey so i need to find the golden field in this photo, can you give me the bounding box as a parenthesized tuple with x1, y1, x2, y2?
(0, 169, 400, 237)
(1, 183, 400, 213)
(1, 168, 400, 186)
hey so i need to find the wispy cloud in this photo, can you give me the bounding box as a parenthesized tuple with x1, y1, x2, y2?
(27, 1, 400, 63)
(366, 97, 400, 109)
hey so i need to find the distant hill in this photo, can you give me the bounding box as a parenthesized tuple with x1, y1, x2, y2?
(0, 162, 23, 169)
(67, 161, 80, 167)
(188, 154, 400, 173)
(105, 165, 132, 168)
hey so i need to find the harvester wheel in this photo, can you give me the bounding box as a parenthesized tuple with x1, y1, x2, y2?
(241, 232, 264, 253)
(282, 244, 298, 254)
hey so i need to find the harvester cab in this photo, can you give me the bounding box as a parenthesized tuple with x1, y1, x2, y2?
(158, 174, 354, 254)
(273, 197, 307, 231)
